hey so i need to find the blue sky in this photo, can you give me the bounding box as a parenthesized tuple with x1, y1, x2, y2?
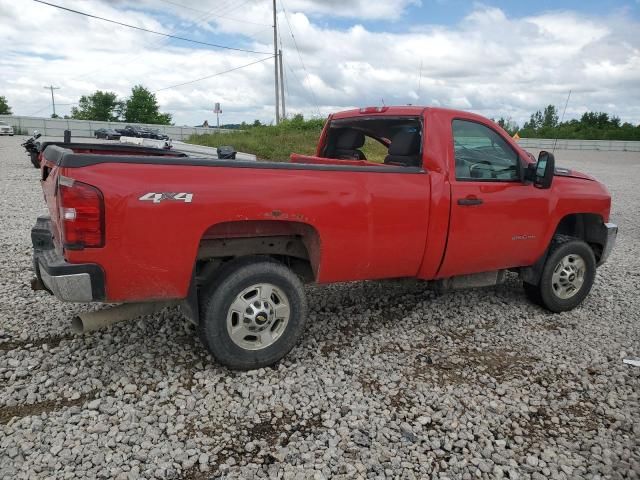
(406, 0, 638, 24)
(1, 0, 639, 125)
(305, 0, 640, 32)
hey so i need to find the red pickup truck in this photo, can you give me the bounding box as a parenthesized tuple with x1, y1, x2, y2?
(31, 106, 617, 369)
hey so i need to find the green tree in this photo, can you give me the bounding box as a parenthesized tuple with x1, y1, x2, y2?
(495, 117, 519, 136)
(542, 105, 558, 128)
(0, 96, 12, 115)
(523, 109, 544, 130)
(71, 90, 122, 121)
(520, 105, 640, 141)
(123, 85, 172, 125)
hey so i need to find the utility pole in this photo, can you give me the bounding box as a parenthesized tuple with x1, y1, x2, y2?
(279, 49, 286, 119)
(272, 0, 280, 125)
(43, 85, 60, 117)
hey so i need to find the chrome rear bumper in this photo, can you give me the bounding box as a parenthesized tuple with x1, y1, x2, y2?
(31, 215, 105, 302)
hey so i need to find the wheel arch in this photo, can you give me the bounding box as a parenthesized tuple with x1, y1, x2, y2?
(520, 212, 606, 286)
(553, 213, 607, 263)
(182, 220, 321, 324)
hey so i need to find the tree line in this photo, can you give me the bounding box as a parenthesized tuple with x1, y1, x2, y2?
(2, 93, 640, 139)
(496, 104, 640, 141)
(69, 85, 172, 125)
(0, 86, 172, 125)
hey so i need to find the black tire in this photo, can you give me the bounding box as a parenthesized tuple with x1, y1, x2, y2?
(199, 257, 307, 370)
(527, 236, 596, 312)
(30, 152, 39, 168)
(523, 281, 543, 306)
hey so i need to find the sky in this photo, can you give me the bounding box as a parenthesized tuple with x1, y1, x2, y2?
(1, 0, 639, 127)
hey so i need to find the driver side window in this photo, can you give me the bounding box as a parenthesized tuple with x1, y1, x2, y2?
(453, 120, 520, 181)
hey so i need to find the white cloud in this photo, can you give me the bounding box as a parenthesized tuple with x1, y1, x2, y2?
(0, 1, 639, 126)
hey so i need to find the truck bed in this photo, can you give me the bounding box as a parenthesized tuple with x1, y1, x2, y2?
(43, 144, 414, 172)
(40, 142, 188, 159)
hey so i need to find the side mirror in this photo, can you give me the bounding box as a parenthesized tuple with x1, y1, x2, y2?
(528, 150, 555, 189)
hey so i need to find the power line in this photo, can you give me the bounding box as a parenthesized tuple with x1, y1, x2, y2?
(155, 0, 271, 27)
(66, 0, 255, 83)
(153, 55, 275, 92)
(68, 0, 260, 84)
(285, 61, 318, 116)
(33, 0, 271, 55)
(279, 0, 321, 115)
(28, 105, 53, 116)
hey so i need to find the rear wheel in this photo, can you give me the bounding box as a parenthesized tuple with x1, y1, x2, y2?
(199, 257, 307, 370)
(525, 236, 596, 312)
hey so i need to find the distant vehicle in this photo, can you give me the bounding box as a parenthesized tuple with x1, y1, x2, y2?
(94, 128, 121, 140)
(146, 128, 169, 140)
(117, 125, 151, 138)
(0, 121, 14, 136)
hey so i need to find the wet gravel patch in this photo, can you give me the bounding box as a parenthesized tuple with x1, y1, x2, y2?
(1, 136, 638, 479)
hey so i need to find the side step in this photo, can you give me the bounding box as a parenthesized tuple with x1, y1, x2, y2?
(434, 270, 506, 292)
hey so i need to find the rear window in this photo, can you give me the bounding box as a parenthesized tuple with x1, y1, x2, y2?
(323, 116, 422, 167)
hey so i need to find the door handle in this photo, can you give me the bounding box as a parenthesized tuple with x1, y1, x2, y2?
(457, 196, 483, 206)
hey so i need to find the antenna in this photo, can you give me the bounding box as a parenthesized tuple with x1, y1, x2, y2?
(552, 89, 571, 153)
(417, 59, 423, 100)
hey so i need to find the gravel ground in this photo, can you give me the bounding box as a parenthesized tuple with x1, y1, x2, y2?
(0, 136, 638, 479)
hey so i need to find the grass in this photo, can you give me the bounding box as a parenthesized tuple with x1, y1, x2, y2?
(187, 126, 321, 161)
(186, 116, 389, 163)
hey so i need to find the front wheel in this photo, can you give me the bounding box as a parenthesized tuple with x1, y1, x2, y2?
(199, 257, 307, 370)
(525, 236, 596, 312)
(29, 152, 39, 168)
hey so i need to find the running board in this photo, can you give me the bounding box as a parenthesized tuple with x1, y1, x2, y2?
(434, 270, 506, 292)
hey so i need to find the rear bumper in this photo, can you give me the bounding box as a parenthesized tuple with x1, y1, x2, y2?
(597, 222, 618, 266)
(32, 215, 105, 302)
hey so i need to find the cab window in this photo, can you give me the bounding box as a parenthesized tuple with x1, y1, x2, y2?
(324, 117, 422, 167)
(453, 120, 520, 181)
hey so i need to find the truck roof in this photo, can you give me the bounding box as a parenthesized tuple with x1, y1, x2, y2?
(331, 106, 492, 122)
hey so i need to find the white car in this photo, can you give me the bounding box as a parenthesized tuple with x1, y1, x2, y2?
(0, 121, 14, 136)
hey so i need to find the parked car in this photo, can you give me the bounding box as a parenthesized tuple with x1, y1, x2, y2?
(117, 125, 150, 138)
(94, 128, 121, 140)
(31, 106, 616, 370)
(146, 128, 169, 140)
(0, 121, 14, 136)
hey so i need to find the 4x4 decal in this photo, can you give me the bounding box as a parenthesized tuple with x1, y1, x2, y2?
(139, 192, 193, 203)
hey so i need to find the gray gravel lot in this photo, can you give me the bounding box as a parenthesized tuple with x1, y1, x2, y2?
(0, 136, 638, 479)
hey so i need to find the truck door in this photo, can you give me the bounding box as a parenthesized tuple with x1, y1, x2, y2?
(438, 119, 550, 277)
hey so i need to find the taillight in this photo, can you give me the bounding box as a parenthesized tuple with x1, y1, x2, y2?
(58, 176, 104, 249)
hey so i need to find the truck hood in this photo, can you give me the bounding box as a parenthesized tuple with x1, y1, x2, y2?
(554, 167, 596, 182)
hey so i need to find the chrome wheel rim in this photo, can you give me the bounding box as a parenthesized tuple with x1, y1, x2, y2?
(226, 283, 290, 350)
(551, 254, 586, 300)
